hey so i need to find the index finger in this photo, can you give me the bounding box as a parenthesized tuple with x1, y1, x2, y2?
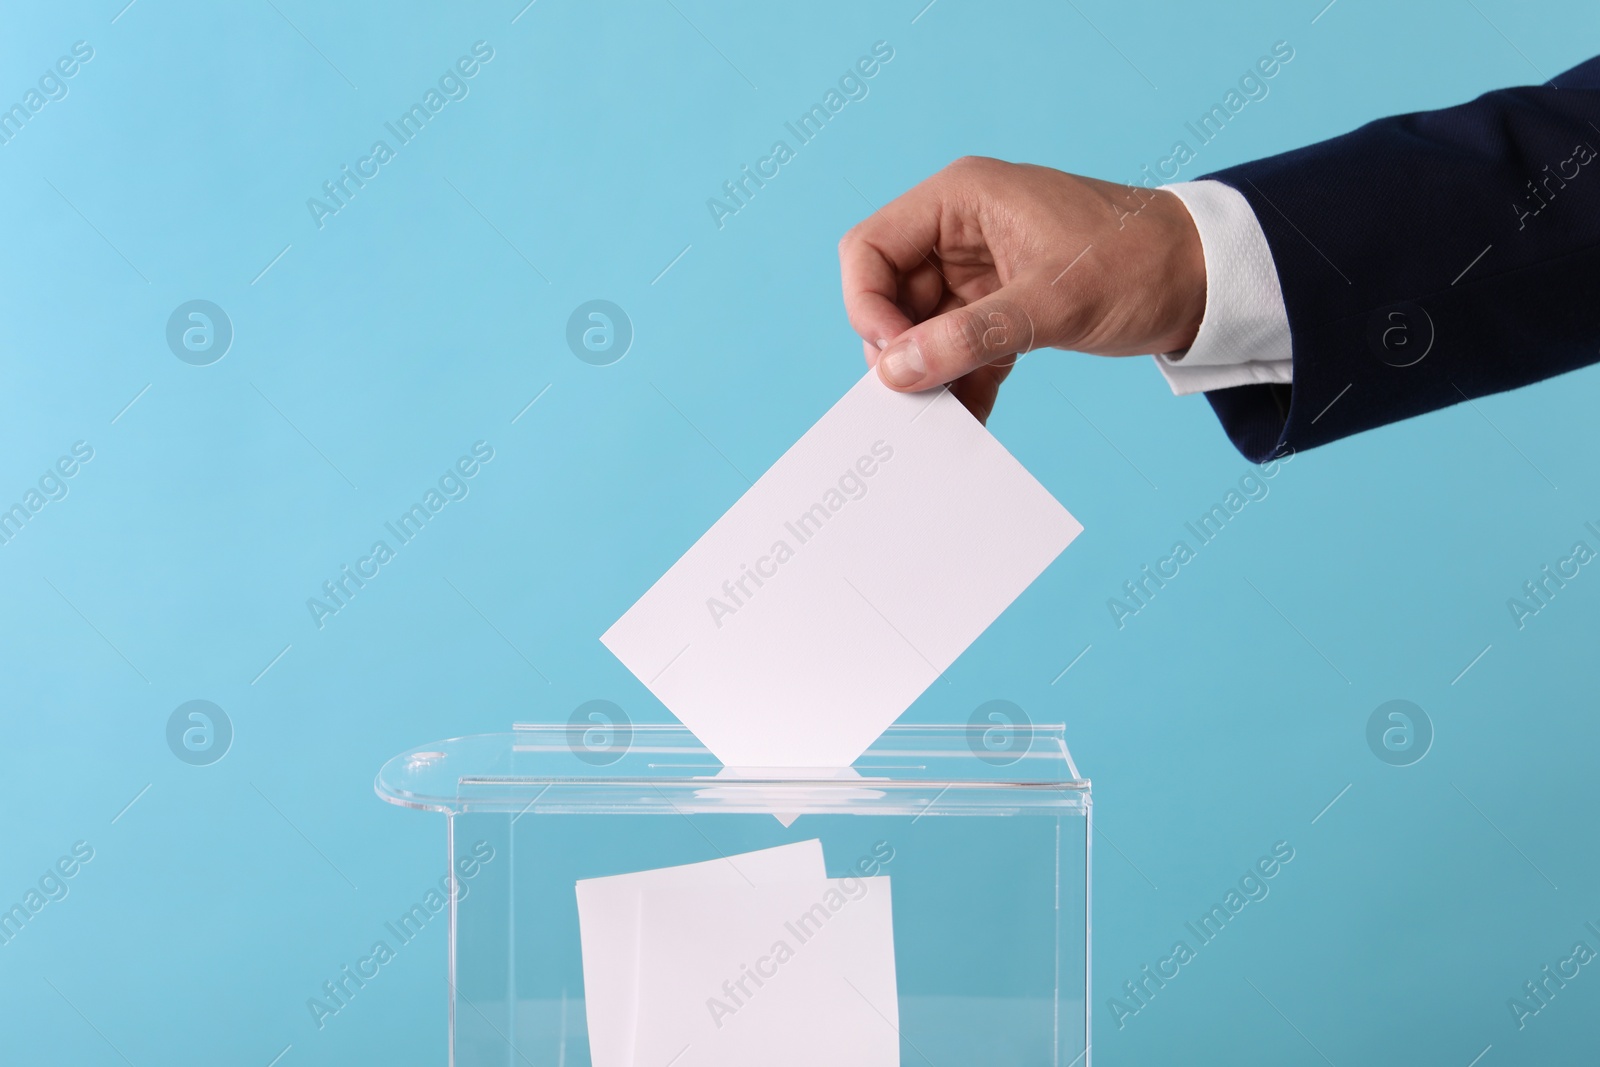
(838, 180, 949, 356)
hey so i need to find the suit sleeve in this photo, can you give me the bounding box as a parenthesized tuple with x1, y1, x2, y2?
(1197, 55, 1600, 462)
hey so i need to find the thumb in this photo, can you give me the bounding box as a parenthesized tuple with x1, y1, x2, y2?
(874, 288, 1040, 392)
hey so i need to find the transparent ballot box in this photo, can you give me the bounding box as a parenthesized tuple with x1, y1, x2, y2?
(375, 723, 1092, 1066)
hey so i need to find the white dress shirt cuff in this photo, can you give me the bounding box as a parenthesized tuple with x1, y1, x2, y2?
(1151, 180, 1293, 396)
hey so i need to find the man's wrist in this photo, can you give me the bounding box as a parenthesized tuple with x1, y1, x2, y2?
(1156, 188, 1207, 353)
(1149, 179, 1293, 397)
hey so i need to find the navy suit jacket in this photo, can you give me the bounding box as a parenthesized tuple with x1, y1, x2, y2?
(1201, 55, 1600, 462)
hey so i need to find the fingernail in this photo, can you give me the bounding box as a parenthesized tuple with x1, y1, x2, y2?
(878, 339, 925, 387)
(875, 337, 889, 350)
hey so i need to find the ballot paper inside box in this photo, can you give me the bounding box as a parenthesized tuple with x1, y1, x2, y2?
(376, 723, 1091, 1067)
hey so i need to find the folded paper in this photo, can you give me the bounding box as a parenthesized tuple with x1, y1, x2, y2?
(632, 876, 899, 1067)
(576, 841, 826, 1067)
(603, 370, 1081, 768)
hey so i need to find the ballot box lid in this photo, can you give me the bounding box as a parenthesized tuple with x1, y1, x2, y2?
(375, 723, 1089, 818)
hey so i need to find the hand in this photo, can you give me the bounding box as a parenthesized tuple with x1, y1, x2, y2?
(838, 156, 1207, 422)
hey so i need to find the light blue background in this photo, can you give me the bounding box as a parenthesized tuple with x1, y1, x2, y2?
(1, 0, 1597, 1063)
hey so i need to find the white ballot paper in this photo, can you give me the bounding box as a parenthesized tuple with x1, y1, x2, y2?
(632, 877, 899, 1067)
(576, 841, 826, 1067)
(603, 370, 1082, 768)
